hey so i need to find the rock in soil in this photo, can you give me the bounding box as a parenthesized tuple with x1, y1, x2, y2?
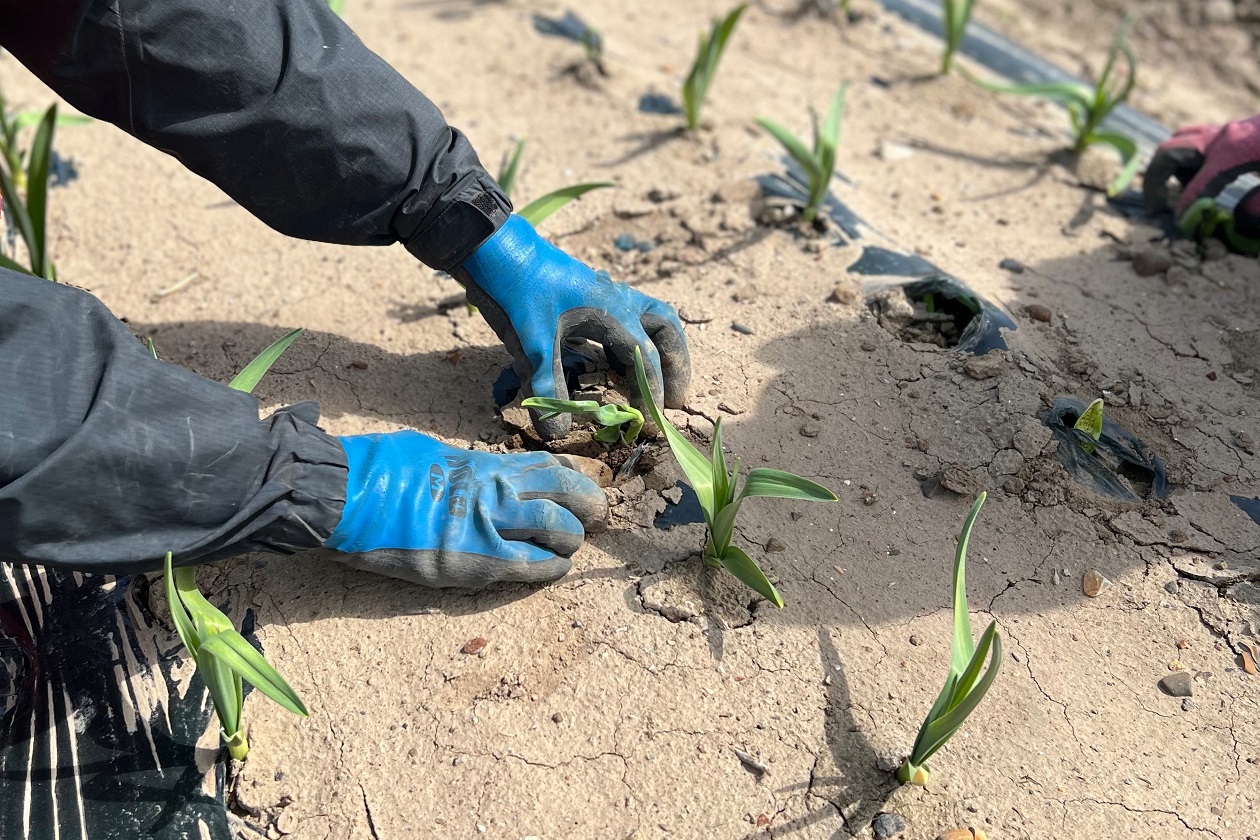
(1082, 570, 1110, 597)
(871, 812, 908, 839)
(828, 281, 860, 304)
(1158, 671, 1193, 697)
(764, 537, 786, 553)
(1130, 246, 1173, 277)
(461, 637, 488, 655)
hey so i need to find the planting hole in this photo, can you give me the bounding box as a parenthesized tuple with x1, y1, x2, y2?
(1041, 397, 1168, 502)
(654, 482, 706, 529)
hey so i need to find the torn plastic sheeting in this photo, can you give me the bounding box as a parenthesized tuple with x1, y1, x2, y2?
(1041, 397, 1169, 503)
(1, 566, 234, 839)
(1230, 495, 1260, 528)
(854, 247, 1017, 355)
(755, 166, 865, 244)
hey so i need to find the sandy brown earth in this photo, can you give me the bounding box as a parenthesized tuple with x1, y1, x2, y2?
(4, 0, 1260, 838)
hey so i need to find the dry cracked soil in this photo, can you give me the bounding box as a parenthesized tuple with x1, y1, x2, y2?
(3, 0, 1259, 838)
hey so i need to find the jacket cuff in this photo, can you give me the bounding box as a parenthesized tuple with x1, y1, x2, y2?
(403, 175, 512, 272)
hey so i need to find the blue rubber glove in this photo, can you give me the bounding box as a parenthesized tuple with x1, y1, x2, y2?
(457, 215, 691, 439)
(324, 432, 607, 588)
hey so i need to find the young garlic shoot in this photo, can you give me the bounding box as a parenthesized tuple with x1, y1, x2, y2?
(632, 347, 837, 606)
(897, 493, 1002, 785)
(521, 396, 644, 445)
(161, 327, 309, 761)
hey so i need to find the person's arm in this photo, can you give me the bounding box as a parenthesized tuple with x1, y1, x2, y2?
(0, 269, 348, 573)
(0, 0, 507, 270)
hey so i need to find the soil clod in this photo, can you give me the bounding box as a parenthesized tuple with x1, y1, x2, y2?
(1130, 246, 1173, 277)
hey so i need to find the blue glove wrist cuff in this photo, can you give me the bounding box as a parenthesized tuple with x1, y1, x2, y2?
(325, 434, 428, 553)
(460, 214, 548, 299)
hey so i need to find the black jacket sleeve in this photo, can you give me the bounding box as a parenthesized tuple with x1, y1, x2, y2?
(0, 269, 348, 573)
(0, 0, 510, 271)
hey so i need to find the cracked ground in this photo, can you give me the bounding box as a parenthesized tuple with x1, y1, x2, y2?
(5, 0, 1259, 837)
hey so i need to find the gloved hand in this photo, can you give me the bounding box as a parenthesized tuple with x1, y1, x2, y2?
(1143, 115, 1260, 256)
(324, 432, 608, 589)
(456, 215, 691, 439)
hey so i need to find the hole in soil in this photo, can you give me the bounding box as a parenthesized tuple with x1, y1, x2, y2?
(856, 250, 1016, 354)
(654, 482, 705, 529)
(1041, 397, 1168, 502)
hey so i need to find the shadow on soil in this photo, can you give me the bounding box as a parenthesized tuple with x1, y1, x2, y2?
(122, 229, 1260, 835)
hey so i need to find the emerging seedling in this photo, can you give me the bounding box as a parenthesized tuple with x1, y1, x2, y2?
(1072, 397, 1104, 455)
(756, 83, 848, 224)
(897, 493, 1002, 785)
(972, 16, 1139, 195)
(521, 396, 644, 445)
(164, 553, 309, 760)
(682, 4, 747, 131)
(940, 0, 976, 75)
(633, 347, 837, 606)
(0, 103, 63, 279)
(581, 23, 607, 76)
(161, 327, 308, 760)
(494, 139, 614, 227)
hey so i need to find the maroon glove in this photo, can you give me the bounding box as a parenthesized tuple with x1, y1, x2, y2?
(1144, 115, 1260, 251)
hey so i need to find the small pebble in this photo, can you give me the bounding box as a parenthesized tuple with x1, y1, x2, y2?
(552, 712, 564, 724)
(998, 257, 1025, 273)
(1082, 570, 1109, 597)
(461, 637, 488, 655)
(1164, 580, 1180, 594)
(828, 283, 859, 304)
(909, 634, 923, 646)
(764, 537, 786, 553)
(860, 341, 877, 352)
(731, 322, 755, 335)
(1158, 671, 1193, 698)
(1181, 698, 1195, 711)
(871, 812, 907, 840)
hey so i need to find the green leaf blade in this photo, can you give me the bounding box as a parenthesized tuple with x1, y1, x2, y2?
(755, 117, 823, 183)
(739, 468, 837, 503)
(719, 545, 783, 607)
(228, 328, 304, 394)
(915, 626, 1002, 765)
(200, 631, 310, 718)
(518, 182, 615, 227)
(25, 105, 56, 279)
(497, 139, 525, 198)
(1073, 398, 1104, 442)
(949, 492, 986, 672)
(633, 347, 714, 518)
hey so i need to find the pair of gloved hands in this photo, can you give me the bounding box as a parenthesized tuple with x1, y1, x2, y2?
(324, 215, 690, 590)
(1144, 114, 1260, 256)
